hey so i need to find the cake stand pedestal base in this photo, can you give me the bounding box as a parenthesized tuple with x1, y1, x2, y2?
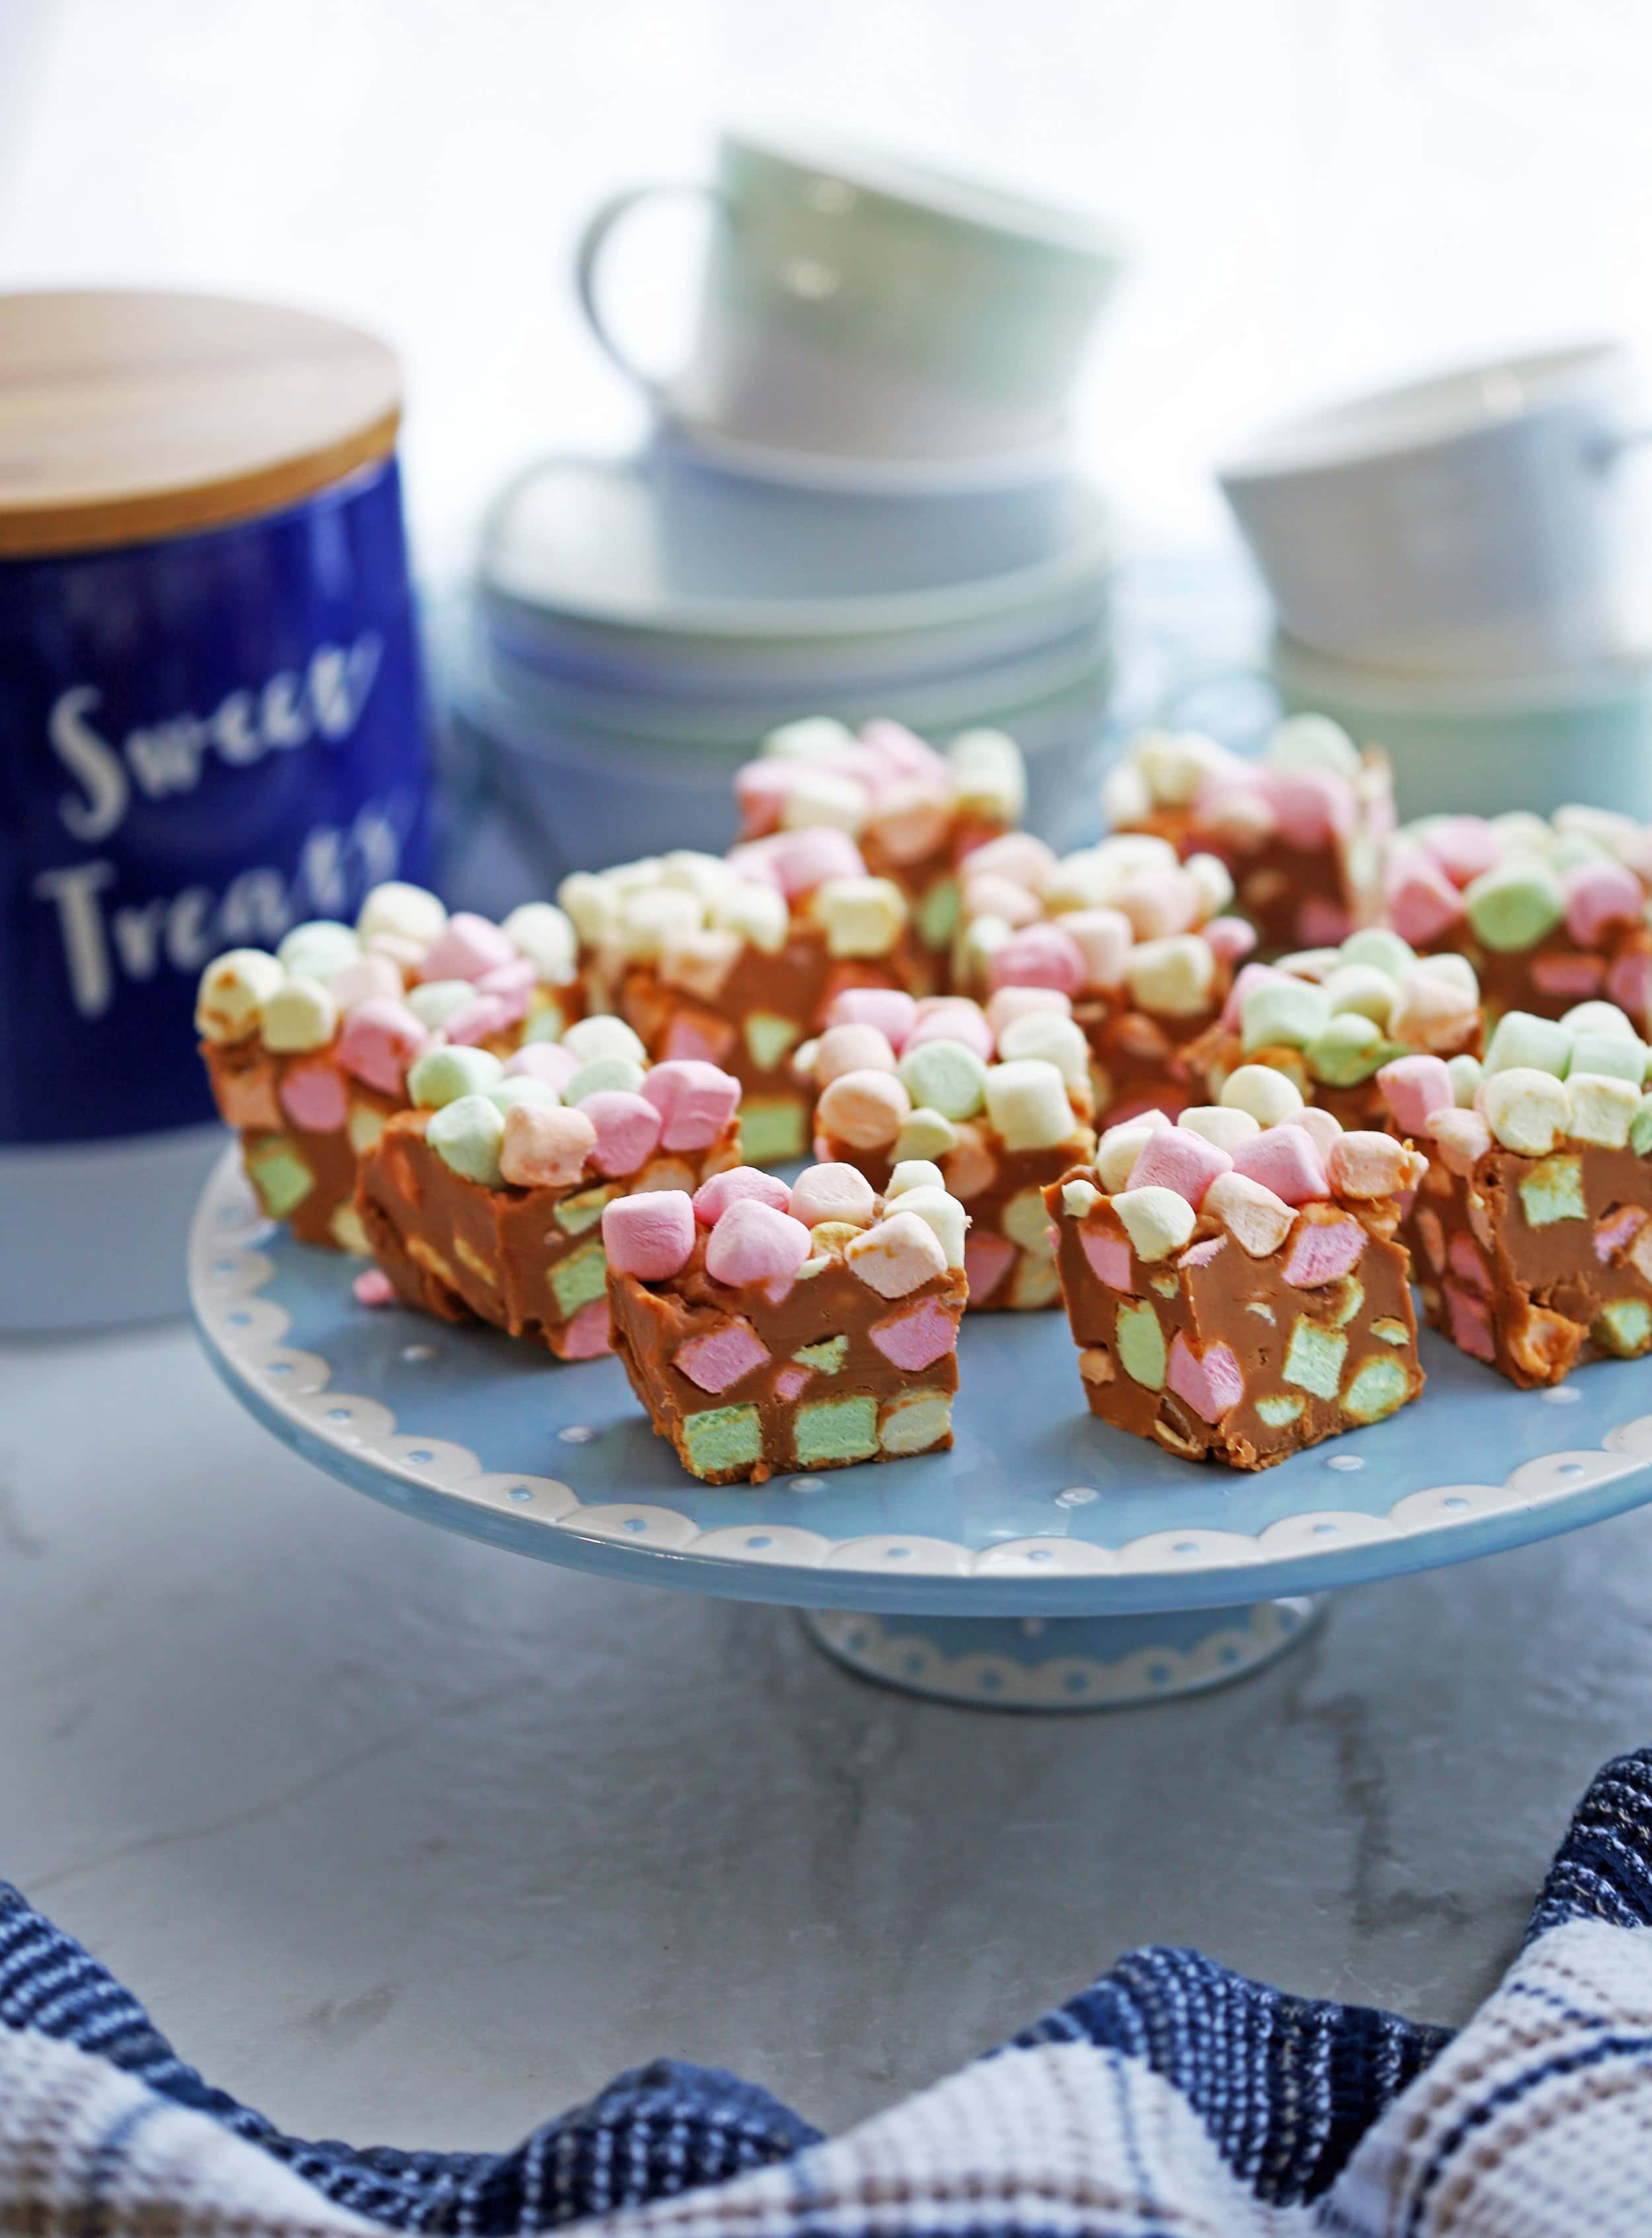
(802, 1597, 1325, 1709)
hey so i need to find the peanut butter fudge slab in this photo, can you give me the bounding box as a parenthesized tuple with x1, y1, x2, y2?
(735, 716, 1026, 989)
(356, 1031, 742, 1360)
(799, 985, 1094, 1310)
(562, 837, 912, 1167)
(1046, 1103, 1425, 1469)
(1102, 715, 1394, 956)
(1378, 1003, 1652, 1385)
(196, 883, 582, 1250)
(603, 1162, 969, 1483)
(1384, 808, 1652, 1033)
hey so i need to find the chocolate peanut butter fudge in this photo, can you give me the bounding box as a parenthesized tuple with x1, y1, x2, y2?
(356, 1024, 741, 1360)
(799, 985, 1094, 1310)
(562, 838, 912, 1168)
(1046, 1099, 1425, 1469)
(1384, 807, 1652, 1033)
(1102, 716, 1394, 957)
(197, 884, 582, 1250)
(604, 1161, 969, 1482)
(735, 716, 1026, 990)
(1378, 1001, 1652, 1385)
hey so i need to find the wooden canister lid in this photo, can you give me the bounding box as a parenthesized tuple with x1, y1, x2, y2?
(0, 289, 402, 559)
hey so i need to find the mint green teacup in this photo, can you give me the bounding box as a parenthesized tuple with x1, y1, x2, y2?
(575, 130, 1125, 467)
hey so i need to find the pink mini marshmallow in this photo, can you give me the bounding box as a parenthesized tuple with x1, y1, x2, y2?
(661, 1012, 739, 1065)
(765, 826, 865, 898)
(1563, 857, 1644, 945)
(1423, 816, 1500, 887)
(1202, 915, 1258, 966)
(723, 839, 786, 892)
(500, 1103, 597, 1188)
(328, 953, 404, 1011)
(704, 1198, 813, 1288)
(443, 993, 515, 1047)
(1595, 1207, 1648, 1264)
(1327, 1131, 1417, 1199)
(1080, 1227, 1134, 1292)
(988, 922, 1086, 996)
(279, 1060, 348, 1132)
(866, 779, 952, 865)
(733, 760, 793, 836)
(1376, 1053, 1454, 1138)
(419, 911, 517, 985)
(1220, 961, 1293, 1034)
(858, 716, 950, 783)
(904, 1003, 994, 1063)
(985, 985, 1072, 1036)
(1384, 844, 1467, 946)
(1178, 1235, 1226, 1270)
(828, 987, 917, 1046)
(640, 1060, 742, 1151)
(1531, 954, 1604, 999)
(1283, 1213, 1367, 1288)
(1166, 1333, 1244, 1424)
(1126, 1126, 1232, 1208)
(964, 1230, 1017, 1301)
(815, 1067, 911, 1149)
(963, 872, 1043, 928)
(560, 1299, 613, 1359)
(675, 1317, 772, 1393)
(1296, 898, 1351, 948)
(602, 1190, 697, 1282)
(475, 955, 539, 1021)
(774, 1364, 811, 1402)
(693, 1167, 793, 1226)
(788, 1163, 878, 1228)
(1118, 866, 1199, 940)
(503, 1040, 581, 1093)
(1057, 907, 1133, 991)
(1447, 1230, 1490, 1293)
(1446, 1283, 1497, 1362)
(336, 997, 429, 1097)
(1427, 1107, 1492, 1178)
(580, 1089, 664, 1177)
(961, 832, 1058, 888)
(1293, 1104, 1343, 1163)
(1230, 1124, 1330, 1206)
(815, 1022, 899, 1082)
(353, 1268, 395, 1307)
(1606, 950, 1652, 1028)
(365, 930, 427, 974)
(870, 1296, 959, 1371)
(1265, 767, 1353, 849)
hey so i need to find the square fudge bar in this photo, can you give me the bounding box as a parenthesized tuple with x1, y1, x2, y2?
(1046, 1102, 1425, 1467)
(1183, 927, 1483, 1132)
(1384, 807, 1652, 1034)
(954, 830, 1254, 1126)
(603, 1161, 969, 1482)
(735, 716, 1026, 990)
(562, 837, 911, 1167)
(1102, 715, 1394, 957)
(799, 986, 1095, 1310)
(197, 884, 582, 1250)
(1378, 1005, 1652, 1385)
(356, 1030, 741, 1359)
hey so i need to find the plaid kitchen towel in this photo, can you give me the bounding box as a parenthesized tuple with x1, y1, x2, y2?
(5, 1750, 1652, 2238)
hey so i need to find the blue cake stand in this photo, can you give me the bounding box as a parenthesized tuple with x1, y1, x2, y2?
(192, 1150, 1652, 1710)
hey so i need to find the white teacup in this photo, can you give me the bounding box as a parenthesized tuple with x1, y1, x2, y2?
(1219, 343, 1652, 677)
(575, 130, 1125, 465)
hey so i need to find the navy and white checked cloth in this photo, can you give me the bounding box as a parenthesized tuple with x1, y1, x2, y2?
(7, 1748, 1652, 2237)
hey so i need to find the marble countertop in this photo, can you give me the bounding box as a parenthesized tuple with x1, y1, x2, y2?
(4, 1310, 1647, 2150)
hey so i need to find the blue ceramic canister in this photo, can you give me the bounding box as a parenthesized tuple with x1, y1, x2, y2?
(0, 291, 433, 1328)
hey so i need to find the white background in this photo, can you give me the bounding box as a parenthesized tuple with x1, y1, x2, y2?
(4, 0, 1651, 570)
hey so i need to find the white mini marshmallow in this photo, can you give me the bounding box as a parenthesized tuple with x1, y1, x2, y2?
(195, 948, 283, 1042)
(779, 766, 872, 833)
(887, 1159, 948, 1198)
(1220, 1065, 1306, 1127)
(557, 870, 620, 944)
(948, 728, 1027, 822)
(406, 980, 476, 1029)
(562, 1015, 648, 1065)
(886, 1183, 968, 1268)
(709, 878, 790, 954)
(763, 716, 856, 760)
(1183, 851, 1235, 918)
(502, 902, 576, 982)
(1176, 1104, 1261, 1154)
(995, 1011, 1090, 1092)
(984, 1058, 1080, 1152)
(357, 880, 448, 948)
(813, 876, 907, 958)
(1101, 759, 1153, 826)
(620, 885, 704, 962)
(1125, 934, 1217, 1017)
(659, 927, 743, 1001)
(1267, 712, 1361, 778)
(1480, 1067, 1571, 1156)
(1062, 1177, 1102, 1218)
(1112, 1184, 1197, 1262)
(1565, 1071, 1641, 1149)
(277, 920, 359, 982)
(1320, 964, 1397, 1026)
(260, 974, 338, 1053)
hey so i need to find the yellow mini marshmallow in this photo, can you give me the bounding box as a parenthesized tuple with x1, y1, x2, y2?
(948, 728, 1027, 823)
(995, 1011, 1090, 1092)
(984, 1058, 1079, 1152)
(709, 878, 789, 954)
(1177, 1104, 1261, 1155)
(562, 1015, 648, 1065)
(1480, 1067, 1571, 1157)
(893, 1108, 959, 1162)
(813, 875, 907, 958)
(1124, 933, 1217, 1017)
(779, 767, 870, 833)
(556, 870, 620, 945)
(659, 927, 742, 1001)
(620, 885, 703, 962)
(815, 1022, 899, 1083)
(357, 880, 448, 947)
(1565, 1071, 1641, 1149)
(887, 1159, 947, 1198)
(1095, 1114, 1171, 1193)
(1184, 851, 1235, 918)
(1203, 1171, 1295, 1256)
(1320, 964, 1396, 1026)
(845, 1210, 949, 1298)
(763, 716, 855, 759)
(195, 948, 284, 1043)
(502, 902, 577, 981)
(1220, 1064, 1305, 1127)
(260, 974, 338, 1053)
(885, 1183, 968, 1268)
(1427, 1107, 1493, 1177)
(1112, 1184, 1197, 1262)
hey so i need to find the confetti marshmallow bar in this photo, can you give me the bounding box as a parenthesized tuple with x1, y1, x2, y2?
(197, 884, 581, 1250)
(1045, 1102, 1425, 1467)
(1102, 715, 1394, 956)
(603, 1161, 969, 1482)
(1378, 1003, 1652, 1386)
(799, 985, 1095, 1310)
(355, 1024, 742, 1360)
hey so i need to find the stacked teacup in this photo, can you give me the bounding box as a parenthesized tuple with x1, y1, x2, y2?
(1217, 344, 1652, 821)
(449, 132, 1125, 897)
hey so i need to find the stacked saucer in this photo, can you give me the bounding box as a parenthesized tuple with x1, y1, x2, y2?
(444, 131, 1124, 900)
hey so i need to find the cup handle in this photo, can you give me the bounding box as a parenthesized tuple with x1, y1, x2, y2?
(574, 182, 726, 403)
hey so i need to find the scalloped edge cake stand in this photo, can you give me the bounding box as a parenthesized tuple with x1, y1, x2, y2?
(191, 1151, 1652, 1711)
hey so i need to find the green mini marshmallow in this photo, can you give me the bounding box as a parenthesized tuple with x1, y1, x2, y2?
(553, 1185, 617, 1235)
(1283, 1320, 1348, 1401)
(408, 1044, 505, 1109)
(1633, 1095, 1652, 1155)
(1595, 1299, 1652, 1358)
(487, 1076, 563, 1114)
(794, 1395, 878, 1467)
(276, 919, 359, 980)
(246, 1139, 315, 1217)
(1320, 964, 1398, 1026)
(743, 1011, 801, 1071)
(1551, 830, 1611, 876)
(1306, 1012, 1388, 1087)
(550, 1239, 609, 1318)
(1571, 1030, 1648, 1084)
(683, 1403, 764, 1479)
(1241, 978, 1332, 1053)
(426, 1093, 506, 1186)
(1447, 1054, 1483, 1107)
(793, 1336, 848, 1373)
(1338, 927, 1416, 979)
(897, 1038, 989, 1122)
(1256, 1393, 1304, 1427)
(1464, 860, 1563, 952)
(740, 1096, 808, 1164)
(1115, 1299, 1166, 1390)
(917, 876, 959, 951)
(1341, 1356, 1411, 1424)
(407, 980, 477, 1030)
(1519, 1153, 1586, 1228)
(1485, 1010, 1574, 1079)
(563, 1055, 646, 1104)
